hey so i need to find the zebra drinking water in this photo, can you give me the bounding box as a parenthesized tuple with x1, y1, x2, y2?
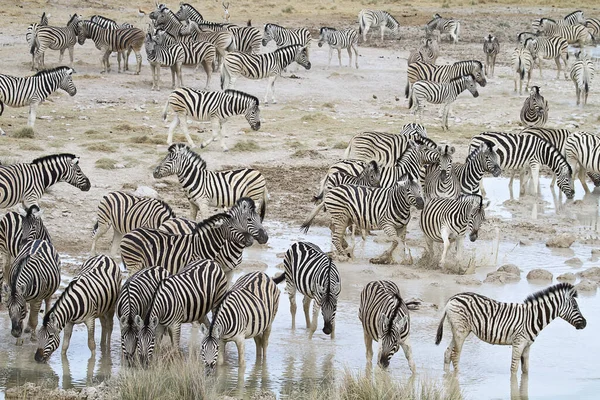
(318, 27, 359, 69)
(357, 9, 400, 43)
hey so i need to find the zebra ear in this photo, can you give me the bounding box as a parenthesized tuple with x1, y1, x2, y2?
(49, 313, 59, 330)
(394, 315, 408, 331)
(17, 205, 27, 217)
(483, 200, 491, 209)
(119, 315, 129, 327)
(133, 315, 144, 330)
(449, 146, 456, 155)
(149, 315, 159, 331)
(71, 157, 80, 165)
(199, 323, 209, 336)
(377, 312, 389, 332)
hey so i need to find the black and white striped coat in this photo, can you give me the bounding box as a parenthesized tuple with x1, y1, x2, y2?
(436, 283, 586, 374)
(407, 38, 439, 65)
(483, 34, 500, 77)
(512, 45, 534, 94)
(173, 2, 204, 23)
(144, 30, 184, 91)
(318, 27, 359, 69)
(134, 260, 227, 367)
(359, 280, 415, 371)
(565, 131, 600, 194)
(585, 18, 600, 39)
(405, 60, 486, 99)
(30, 14, 80, 70)
(262, 23, 311, 49)
(179, 21, 236, 71)
(536, 17, 592, 48)
(570, 52, 595, 106)
(91, 191, 176, 256)
(26, 12, 49, 70)
(153, 144, 267, 220)
(0, 66, 77, 129)
(280, 242, 341, 339)
(520, 86, 548, 128)
(422, 145, 458, 199)
(201, 271, 282, 372)
(561, 10, 585, 26)
(357, 9, 400, 42)
(313, 161, 381, 205)
(523, 36, 569, 79)
(34, 255, 122, 362)
(162, 88, 260, 151)
(89, 15, 136, 72)
(425, 13, 460, 44)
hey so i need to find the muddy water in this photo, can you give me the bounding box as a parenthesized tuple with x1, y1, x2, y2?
(1, 177, 600, 399)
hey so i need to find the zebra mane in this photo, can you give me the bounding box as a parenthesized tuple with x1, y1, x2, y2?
(230, 196, 257, 212)
(524, 283, 577, 304)
(565, 10, 582, 19)
(32, 153, 77, 165)
(265, 22, 285, 29)
(541, 17, 556, 24)
(32, 66, 73, 78)
(91, 15, 116, 24)
(384, 11, 400, 26)
(320, 27, 337, 33)
(449, 74, 475, 83)
(67, 14, 79, 26)
(10, 250, 31, 293)
(192, 212, 232, 235)
(168, 144, 207, 169)
(155, 198, 176, 218)
(386, 293, 405, 333)
(224, 89, 259, 105)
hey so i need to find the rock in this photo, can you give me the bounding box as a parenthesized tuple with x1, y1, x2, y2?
(591, 249, 600, 257)
(133, 185, 158, 198)
(484, 271, 520, 284)
(497, 264, 521, 276)
(564, 257, 583, 267)
(546, 233, 576, 248)
(557, 272, 576, 283)
(251, 390, 277, 400)
(526, 269, 553, 282)
(455, 276, 482, 286)
(576, 267, 600, 281)
(519, 239, 531, 246)
(575, 279, 597, 292)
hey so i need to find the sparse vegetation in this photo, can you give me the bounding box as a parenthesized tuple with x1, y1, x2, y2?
(301, 113, 331, 123)
(19, 143, 43, 151)
(12, 127, 34, 138)
(323, 102, 336, 109)
(288, 140, 304, 149)
(231, 140, 260, 152)
(86, 142, 117, 152)
(130, 135, 164, 144)
(95, 158, 118, 170)
(332, 141, 347, 150)
(282, 6, 295, 13)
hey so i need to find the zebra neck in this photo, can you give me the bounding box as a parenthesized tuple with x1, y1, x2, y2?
(32, 159, 66, 189)
(277, 48, 297, 68)
(32, 74, 62, 100)
(214, 240, 244, 271)
(389, 187, 410, 218)
(525, 299, 560, 337)
(177, 158, 207, 186)
(459, 155, 485, 188)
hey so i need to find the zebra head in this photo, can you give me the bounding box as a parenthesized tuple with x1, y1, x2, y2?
(312, 265, 340, 336)
(56, 67, 77, 97)
(413, 140, 440, 166)
(201, 323, 222, 374)
(228, 197, 268, 244)
(119, 314, 140, 367)
(384, 12, 400, 37)
(174, 3, 190, 21)
(317, 27, 334, 47)
(35, 313, 62, 363)
(438, 145, 454, 181)
(261, 23, 276, 46)
(149, 3, 168, 20)
(58, 155, 91, 191)
(153, 144, 198, 178)
(76, 20, 91, 45)
(360, 160, 382, 188)
(18, 205, 47, 248)
(238, 91, 261, 131)
(557, 165, 575, 199)
(556, 284, 587, 329)
(398, 176, 424, 210)
(469, 61, 487, 87)
(7, 277, 27, 339)
(294, 46, 312, 70)
(458, 74, 479, 98)
(377, 312, 408, 369)
(466, 195, 489, 242)
(479, 141, 501, 177)
(134, 314, 159, 368)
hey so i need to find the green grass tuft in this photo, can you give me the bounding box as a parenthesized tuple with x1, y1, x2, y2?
(12, 127, 34, 138)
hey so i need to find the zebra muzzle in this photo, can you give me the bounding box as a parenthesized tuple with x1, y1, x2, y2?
(469, 232, 478, 242)
(34, 349, 48, 363)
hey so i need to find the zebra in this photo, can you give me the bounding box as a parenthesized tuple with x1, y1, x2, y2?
(278, 242, 341, 339)
(6, 239, 60, 344)
(405, 60, 487, 99)
(570, 51, 595, 106)
(179, 20, 236, 71)
(144, 30, 184, 91)
(565, 131, 600, 194)
(420, 195, 488, 269)
(0, 66, 77, 130)
(173, 3, 204, 23)
(407, 38, 439, 65)
(117, 266, 170, 366)
(262, 23, 311, 49)
(357, 9, 400, 43)
(35, 255, 122, 362)
(77, 20, 145, 74)
(91, 191, 176, 256)
(512, 45, 534, 94)
(89, 15, 135, 69)
(483, 34, 500, 77)
(537, 17, 592, 48)
(153, 144, 268, 220)
(134, 259, 227, 367)
(523, 36, 569, 79)
(470, 132, 574, 199)
(312, 160, 381, 204)
(452, 141, 502, 195)
(585, 18, 600, 40)
(30, 14, 80, 70)
(317, 27, 359, 69)
(201, 271, 283, 373)
(26, 12, 49, 70)
(520, 86, 548, 128)
(562, 10, 585, 26)
(425, 13, 460, 44)
(359, 280, 415, 372)
(409, 75, 480, 131)
(162, 88, 260, 151)
(301, 177, 424, 264)
(221, 44, 311, 104)
(0, 153, 90, 210)
(436, 283, 586, 374)
(421, 145, 458, 199)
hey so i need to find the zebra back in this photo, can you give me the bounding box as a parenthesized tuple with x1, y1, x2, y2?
(262, 23, 311, 48)
(570, 52, 595, 92)
(520, 127, 571, 154)
(565, 131, 600, 173)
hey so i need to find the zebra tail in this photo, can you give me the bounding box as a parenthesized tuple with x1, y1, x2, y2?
(300, 202, 324, 233)
(272, 272, 286, 284)
(260, 189, 268, 222)
(161, 99, 171, 121)
(404, 81, 410, 98)
(0, 101, 4, 116)
(92, 221, 99, 237)
(220, 64, 227, 90)
(519, 59, 525, 80)
(30, 34, 38, 55)
(311, 192, 323, 204)
(435, 311, 446, 345)
(358, 11, 364, 35)
(313, 176, 328, 204)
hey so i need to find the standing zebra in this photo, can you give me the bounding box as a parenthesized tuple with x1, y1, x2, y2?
(30, 14, 80, 70)
(279, 242, 341, 339)
(262, 23, 311, 50)
(221, 44, 311, 104)
(483, 34, 500, 77)
(565, 131, 600, 194)
(512, 45, 534, 95)
(523, 36, 569, 79)
(144, 30, 184, 91)
(312, 160, 381, 204)
(357, 9, 400, 43)
(173, 3, 204, 22)
(201, 271, 282, 373)
(162, 88, 260, 151)
(436, 283, 586, 374)
(26, 12, 49, 70)
(562, 10, 585, 26)
(91, 191, 176, 256)
(420, 195, 488, 269)
(409, 75, 480, 131)
(407, 38, 439, 65)
(180, 21, 236, 71)
(134, 260, 227, 367)
(537, 17, 592, 48)
(585, 18, 600, 39)
(451, 142, 502, 195)
(89, 15, 136, 70)
(520, 86, 549, 127)
(35, 255, 122, 362)
(317, 27, 359, 69)
(153, 144, 268, 220)
(117, 266, 170, 366)
(0, 66, 77, 130)
(425, 14, 460, 44)
(421, 145, 458, 199)
(359, 280, 415, 372)
(570, 51, 595, 106)
(0, 153, 90, 210)
(405, 60, 486, 99)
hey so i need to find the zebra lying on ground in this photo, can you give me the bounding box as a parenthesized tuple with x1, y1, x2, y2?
(512, 45, 534, 94)
(570, 51, 595, 106)
(35, 255, 122, 362)
(426, 14, 460, 44)
(162, 88, 260, 151)
(407, 38, 439, 65)
(357, 9, 400, 42)
(483, 34, 500, 77)
(26, 12, 49, 70)
(436, 283, 586, 374)
(30, 14, 80, 70)
(153, 144, 267, 220)
(318, 27, 359, 69)
(405, 60, 486, 99)
(523, 36, 569, 79)
(520, 86, 548, 127)
(0, 66, 77, 131)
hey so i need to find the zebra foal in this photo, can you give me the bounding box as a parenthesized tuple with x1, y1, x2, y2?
(357, 9, 400, 43)
(570, 51, 595, 106)
(30, 14, 80, 70)
(318, 27, 359, 69)
(405, 60, 486, 99)
(483, 34, 500, 77)
(436, 283, 586, 374)
(426, 14, 460, 44)
(512, 46, 534, 94)
(520, 86, 548, 127)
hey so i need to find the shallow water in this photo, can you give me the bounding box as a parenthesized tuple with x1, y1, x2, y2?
(1, 176, 600, 399)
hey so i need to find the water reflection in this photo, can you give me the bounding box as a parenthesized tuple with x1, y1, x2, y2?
(279, 350, 335, 398)
(510, 374, 529, 400)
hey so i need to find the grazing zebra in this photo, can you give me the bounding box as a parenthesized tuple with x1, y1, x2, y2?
(420, 195, 488, 269)
(221, 44, 311, 104)
(357, 9, 400, 43)
(0, 153, 90, 210)
(144, 30, 184, 91)
(585, 18, 600, 39)
(523, 36, 569, 79)
(262, 23, 311, 49)
(520, 86, 548, 127)
(117, 266, 170, 366)
(302, 178, 424, 264)
(426, 13, 460, 44)
(134, 259, 227, 367)
(470, 132, 574, 198)
(313, 160, 381, 203)
(180, 21, 236, 71)
(0, 66, 77, 130)
(30, 14, 80, 70)
(422, 145, 458, 199)
(436, 283, 586, 374)
(153, 144, 268, 220)
(570, 51, 595, 106)
(318, 27, 359, 69)
(409, 75, 480, 131)
(77, 20, 144, 74)
(483, 34, 500, 77)
(537, 17, 592, 48)
(35, 255, 122, 362)
(565, 131, 600, 194)
(91, 191, 176, 256)
(6, 239, 60, 344)
(359, 280, 415, 372)
(405, 60, 486, 99)
(201, 271, 282, 372)
(26, 12, 49, 70)
(162, 88, 260, 151)
(407, 38, 439, 65)
(512, 45, 534, 94)
(279, 242, 341, 339)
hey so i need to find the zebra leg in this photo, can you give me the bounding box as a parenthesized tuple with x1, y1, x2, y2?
(363, 331, 374, 364)
(440, 226, 451, 270)
(62, 322, 75, 356)
(575, 85, 581, 106)
(346, 47, 352, 68)
(554, 57, 561, 80)
(178, 113, 196, 148)
(170, 324, 182, 352)
(253, 335, 263, 360)
(578, 167, 590, 194)
(266, 75, 278, 104)
(28, 102, 39, 128)
(370, 225, 399, 264)
(27, 300, 42, 341)
(110, 231, 123, 258)
(337, 48, 342, 68)
(302, 296, 312, 329)
(91, 222, 110, 255)
(233, 336, 246, 368)
(166, 113, 180, 145)
(330, 216, 351, 260)
(449, 328, 468, 372)
(134, 50, 142, 75)
(202, 60, 212, 90)
(84, 318, 97, 355)
(510, 340, 528, 374)
(261, 325, 273, 360)
(217, 339, 226, 366)
(521, 344, 532, 374)
(400, 338, 417, 374)
(327, 48, 333, 69)
(68, 46, 74, 66)
(308, 299, 320, 339)
(380, 26, 385, 43)
(59, 48, 65, 63)
(288, 285, 297, 330)
(441, 104, 450, 131)
(189, 199, 200, 220)
(530, 164, 540, 197)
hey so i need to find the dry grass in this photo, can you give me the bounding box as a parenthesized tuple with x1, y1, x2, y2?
(130, 135, 164, 145)
(95, 158, 118, 170)
(332, 141, 347, 150)
(85, 142, 117, 152)
(19, 143, 43, 151)
(301, 113, 331, 123)
(12, 127, 35, 139)
(231, 140, 260, 152)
